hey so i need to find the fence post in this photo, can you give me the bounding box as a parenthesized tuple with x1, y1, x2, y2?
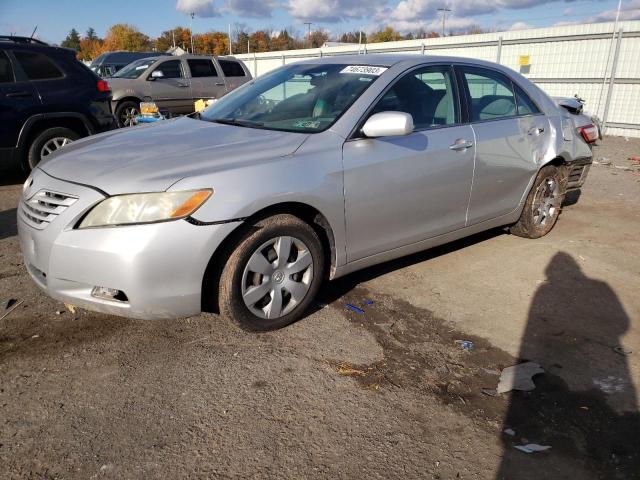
(281, 54, 285, 66)
(421, 42, 425, 55)
(253, 52, 257, 77)
(496, 36, 503, 63)
(602, 29, 623, 133)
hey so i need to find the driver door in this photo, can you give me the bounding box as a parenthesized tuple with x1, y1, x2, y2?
(343, 65, 476, 262)
(147, 59, 193, 114)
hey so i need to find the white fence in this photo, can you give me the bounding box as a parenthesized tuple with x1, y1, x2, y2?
(236, 21, 640, 138)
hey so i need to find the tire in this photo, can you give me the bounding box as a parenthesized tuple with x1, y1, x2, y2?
(27, 127, 80, 170)
(510, 165, 565, 239)
(218, 214, 325, 332)
(115, 100, 140, 128)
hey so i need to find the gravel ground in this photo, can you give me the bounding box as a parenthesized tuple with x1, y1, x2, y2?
(1, 136, 639, 479)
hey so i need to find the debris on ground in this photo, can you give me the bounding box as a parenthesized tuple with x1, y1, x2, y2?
(497, 362, 544, 394)
(345, 304, 365, 314)
(504, 428, 516, 436)
(481, 388, 498, 397)
(514, 444, 552, 454)
(336, 362, 367, 377)
(596, 157, 612, 165)
(455, 340, 475, 350)
(64, 303, 76, 314)
(613, 346, 632, 356)
(3, 298, 17, 310)
(1, 299, 24, 321)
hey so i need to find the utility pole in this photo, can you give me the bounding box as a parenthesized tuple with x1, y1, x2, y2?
(189, 12, 195, 53)
(437, 7, 451, 37)
(228, 23, 233, 55)
(304, 22, 312, 48)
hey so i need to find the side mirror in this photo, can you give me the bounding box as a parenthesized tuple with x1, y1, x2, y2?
(362, 112, 413, 138)
(150, 70, 164, 80)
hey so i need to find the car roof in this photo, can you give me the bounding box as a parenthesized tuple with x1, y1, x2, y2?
(97, 51, 157, 63)
(296, 54, 509, 70)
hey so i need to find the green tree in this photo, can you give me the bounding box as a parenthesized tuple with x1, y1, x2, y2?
(61, 28, 81, 51)
(86, 27, 97, 41)
(369, 26, 403, 43)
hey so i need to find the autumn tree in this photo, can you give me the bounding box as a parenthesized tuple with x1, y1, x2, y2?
(61, 28, 81, 51)
(194, 32, 229, 55)
(103, 24, 152, 52)
(156, 26, 192, 53)
(249, 30, 271, 52)
(78, 27, 105, 61)
(307, 30, 328, 48)
(369, 26, 404, 43)
(339, 31, 367, 44)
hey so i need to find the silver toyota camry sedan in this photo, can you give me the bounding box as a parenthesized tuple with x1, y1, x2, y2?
(18, 55, 596, 331)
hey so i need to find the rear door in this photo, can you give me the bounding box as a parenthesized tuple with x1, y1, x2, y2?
(186, 58, 226, 101)
(343, 65, 476, 261)
(458, 65, 548, 225)
(147, 59, 193, 114)
(217, 59, 250, 93)
(0, 49, 40, 158)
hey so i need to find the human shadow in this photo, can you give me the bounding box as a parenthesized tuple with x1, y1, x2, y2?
(497, 252, 640, 479)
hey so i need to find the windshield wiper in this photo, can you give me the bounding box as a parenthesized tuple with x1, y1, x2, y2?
(209, 118, 264, 128)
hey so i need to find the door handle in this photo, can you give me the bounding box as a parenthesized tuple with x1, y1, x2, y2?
(215, 82, 225, 86)
(6, 91, 33, 98)
(528, 127, 545, 136)
(449, 139, 474, 151)
(177, 83, 189, 88)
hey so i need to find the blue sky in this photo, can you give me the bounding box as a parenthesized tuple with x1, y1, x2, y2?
(1, 0, 638, 44)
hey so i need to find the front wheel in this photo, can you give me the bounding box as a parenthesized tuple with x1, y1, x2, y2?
(27, 127, 80, 170)
(218, 214, 325, 331)
(510, 165, 565, 239)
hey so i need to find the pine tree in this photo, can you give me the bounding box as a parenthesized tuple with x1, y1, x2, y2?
(61, 28, 81, 51)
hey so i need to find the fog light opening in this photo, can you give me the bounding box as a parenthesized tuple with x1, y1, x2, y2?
(92, 286, 129, 302)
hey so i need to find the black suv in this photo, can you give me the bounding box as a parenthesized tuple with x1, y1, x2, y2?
(0, 36, 116, 171)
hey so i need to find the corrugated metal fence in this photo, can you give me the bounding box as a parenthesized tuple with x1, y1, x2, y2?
(236, 21, 640, 138)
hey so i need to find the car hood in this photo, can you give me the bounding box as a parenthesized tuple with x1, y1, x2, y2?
(39, 117, 309, 195)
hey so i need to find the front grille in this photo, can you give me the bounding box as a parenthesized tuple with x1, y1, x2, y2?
(21, 190, 78, 229)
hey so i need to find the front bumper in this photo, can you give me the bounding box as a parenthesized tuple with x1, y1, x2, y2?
(18, 169, 238, 319)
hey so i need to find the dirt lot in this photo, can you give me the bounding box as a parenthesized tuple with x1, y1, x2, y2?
(1, 136, 639, 480)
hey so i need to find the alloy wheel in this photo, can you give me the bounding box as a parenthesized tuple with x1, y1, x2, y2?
(120, 107, 139, 127)
(241, 236, 314, 320)
(532, 176, 561, 226)
(40, 137, 73, 158)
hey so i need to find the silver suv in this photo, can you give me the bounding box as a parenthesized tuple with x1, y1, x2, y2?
(18, 55, 595, 331)
(108, 54, 252, 127)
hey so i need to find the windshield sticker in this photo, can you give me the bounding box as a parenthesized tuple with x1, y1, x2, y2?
(294, 120, 321, 129)
(340, 65, 388, 76)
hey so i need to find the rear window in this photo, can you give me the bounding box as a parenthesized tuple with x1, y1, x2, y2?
(0, 51, 14, 83)
(14, 51, 64, 80)
(188, 59, 218, 78)
(219, 60, 245, 77)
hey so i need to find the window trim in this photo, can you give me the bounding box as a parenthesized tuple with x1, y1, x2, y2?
(0, 49, 15, 83)
(454, 63, 543, 125)
(10, 49, 66, 83)
(218, 59, 247, 77)
(186, 58, 220, 78)
(348, 63, 464, 141)
(146, 59, 186, 80)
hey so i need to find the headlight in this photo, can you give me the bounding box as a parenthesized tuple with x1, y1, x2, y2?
(78, 189, 212, 228)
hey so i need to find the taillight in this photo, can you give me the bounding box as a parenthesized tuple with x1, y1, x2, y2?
(577, 124, 598, 144)
(97, 79, 111, 93)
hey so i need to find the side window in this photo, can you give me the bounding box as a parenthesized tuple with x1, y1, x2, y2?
(219, 60, 246, 77)
(371, 66, 457, 130)
(13, 51, 63, 80)
(0, 51, 14, 83)
(514, 84, 540, 116)
(153, 60, 183, 79)
(187, 59, 218, 78)
(462, 67, 517, 122)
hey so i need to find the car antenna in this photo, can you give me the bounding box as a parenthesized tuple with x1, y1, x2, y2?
(30, 25, 38, 39)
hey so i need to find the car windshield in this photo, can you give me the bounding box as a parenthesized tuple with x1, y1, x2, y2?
(112, 58, 156, 79)
(200, 63, 386, 133)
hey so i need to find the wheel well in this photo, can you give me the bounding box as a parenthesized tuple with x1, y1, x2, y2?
(115, 97, 142, 111)
(201, 202, 337, 314)
(546, 156, 570, 192)
(20, 117, 90, 169)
